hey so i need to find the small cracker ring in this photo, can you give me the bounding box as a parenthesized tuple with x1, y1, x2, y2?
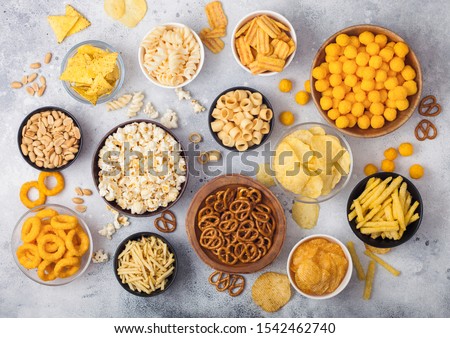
(38, 172, 65, 196)
(65, 228, 90, 257)
(51, 215, 78, 230)
(189, 132, 203, 143)
(37, 234, 66, 262)
(20, 181, 46, 209)
(54, 257, 80, 278)
(21, 216, 42, 243)
(17, 243, 42, 269)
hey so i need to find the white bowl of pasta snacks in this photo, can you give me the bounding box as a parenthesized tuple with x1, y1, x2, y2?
(231, 10, 297, 76)
(139, 23, 205, 88)
(271, 122, 353, 203)
(114, 232, 177, 296)
(209, 87, 274, 152)
(92, 120, 188, 217)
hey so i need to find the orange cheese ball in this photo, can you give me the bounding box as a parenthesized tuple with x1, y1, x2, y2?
(398, 143, 414, 156)
(364, 164, 378, 176)
(359, 31, 375, 45)
(315, 32, 415, 130)
(335, 115, 350, 128)
(381, 159, 395, 172)
(409, 164, 424, 179)
(279, 111, 295, 126)
(384, 147, 398, 160)
(295, 91, 310, 105)
(327, 108, 340, 120)
(304, 80, 311, 93)
(346, 113, 357, 127)
(357, 115, 371, 129)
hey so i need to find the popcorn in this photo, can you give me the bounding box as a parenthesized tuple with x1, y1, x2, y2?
(160, 109, 179, 129)
(175, 87, 191, 100)
(92, 249, 109, 263)
(191, 99, 206, 113)
(143, 101, 159, 118)
(98, 223, 115, 240)
(98, 122, 187, 214)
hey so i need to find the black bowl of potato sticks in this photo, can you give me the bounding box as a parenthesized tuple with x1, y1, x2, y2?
(347, 172, 423, 248)
(113, 232, 178, 297)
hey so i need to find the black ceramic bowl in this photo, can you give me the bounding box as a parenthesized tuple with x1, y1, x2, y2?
(17, 106, 83, 172)
(347, 172, 423, 248)
(208, 86, 274, 152)
(113, 232, 178, 297)
(91, 119, 189, 217)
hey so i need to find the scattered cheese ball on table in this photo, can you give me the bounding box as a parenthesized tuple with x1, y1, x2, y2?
(279, 79, 292, 92)
(295, 91, 310, 105)
(381, 159, 395, 172)
(364, 164, 378, 176)
(398, 142, 414, 156)
(384, 147, 398, 161)
(312, 31, 417, 130)
(409, 164, 424, 179)
(279, 111, 295, 126)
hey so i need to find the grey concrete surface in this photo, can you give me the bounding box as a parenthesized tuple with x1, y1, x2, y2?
(0, 0, 449, 318)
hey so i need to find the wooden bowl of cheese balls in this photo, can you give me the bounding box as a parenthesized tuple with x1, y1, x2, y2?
(311, 24, 422, 138)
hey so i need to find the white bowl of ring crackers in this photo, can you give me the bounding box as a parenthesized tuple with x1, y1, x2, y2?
(287, 234, 352, 299)
(138, 23, 205, 88)
(12, 204, 93, 286)
(231, 10, 297, 76)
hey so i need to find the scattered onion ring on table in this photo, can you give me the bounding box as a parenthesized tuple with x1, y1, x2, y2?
(197, 186, 276, 265)
(16, 208, 90, 281)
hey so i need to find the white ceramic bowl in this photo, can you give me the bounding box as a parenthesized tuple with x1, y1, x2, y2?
(287, 234, 352, 300)
(231, 10, 297, 76)
(138, 23, 205, 89)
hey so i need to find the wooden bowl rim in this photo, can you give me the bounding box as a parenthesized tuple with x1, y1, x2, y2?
(185, 174, 286, 274)
(91, 119, 189, 218)
(310, 24, 423, 138)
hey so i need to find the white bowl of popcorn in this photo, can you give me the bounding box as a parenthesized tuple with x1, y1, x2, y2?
(92, 120, 189, 217)
(138, 23, 205, 89)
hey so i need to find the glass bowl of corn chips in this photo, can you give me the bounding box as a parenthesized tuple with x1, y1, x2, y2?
(60, 40, 125, 105)
(231, 10, 297, 76)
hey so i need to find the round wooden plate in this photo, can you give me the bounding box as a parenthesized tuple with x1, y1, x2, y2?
(186, 174, 286, 274)
(311, 24, 422, 138)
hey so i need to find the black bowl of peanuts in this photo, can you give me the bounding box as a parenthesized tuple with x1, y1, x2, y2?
(17, 106, 83, 172)
(113, 232, 178, 297)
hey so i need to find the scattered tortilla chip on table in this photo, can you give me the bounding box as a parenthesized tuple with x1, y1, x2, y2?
(47, 15, 78, 43)
(65, 4, 91, 37)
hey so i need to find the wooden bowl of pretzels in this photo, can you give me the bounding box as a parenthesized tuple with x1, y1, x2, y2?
(186, 174, 286, 274)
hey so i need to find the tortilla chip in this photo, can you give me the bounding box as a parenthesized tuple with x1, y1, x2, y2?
(65, 5, 91, 37)
(86, 74, 113, 97)
(47, 15, 78, 43)
(72, 87, 98, 105)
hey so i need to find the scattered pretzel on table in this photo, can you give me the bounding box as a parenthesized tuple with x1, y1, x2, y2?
(419, 95, 442, 117)
(208, 271, 245, 297)
(154, 210, 177, 233)
(415, 119, 438, 141)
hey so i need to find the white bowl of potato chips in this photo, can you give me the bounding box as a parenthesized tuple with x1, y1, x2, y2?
(287, 234, 352, 300)
(60, 40, 125, 105)
(231, 10, 297, 76)
(271, 122, 353, 203)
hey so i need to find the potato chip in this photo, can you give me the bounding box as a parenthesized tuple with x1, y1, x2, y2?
(289, 129, 314, 145)
(284, 136, 311, 164)
(47, 15, 78, 43)
(309, 126, 326, 135)
(65, 5, 91, 37)
(104, 0, 126, 20)
(301, 175, 324, 199)
(118, 0, 147, 28)
(256, 163, 275, 187)
(274, 141, 309, 194)
(200, 29, 225, 54)
(292, 201, 320, 229)
(252, 272, 291, 312)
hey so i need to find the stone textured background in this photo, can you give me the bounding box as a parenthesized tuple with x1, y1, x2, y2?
(0, 0, 449, 318)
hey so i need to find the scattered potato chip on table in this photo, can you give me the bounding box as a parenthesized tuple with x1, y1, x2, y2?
(252, 272, 291, 312)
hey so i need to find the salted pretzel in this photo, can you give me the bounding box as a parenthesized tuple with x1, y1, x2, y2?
(208, 271, 231, 291)
(199, 227, 223, 249)
(228, 275, 245, 297)
(154, 210, 177, 233)
(419, 95, 441, 117)
(415, 119, 437, 141)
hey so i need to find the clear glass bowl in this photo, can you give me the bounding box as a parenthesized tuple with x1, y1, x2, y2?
(11, 204, 93, 286)
(271, 122, 353, 204)
(60, 40, 125, 105)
